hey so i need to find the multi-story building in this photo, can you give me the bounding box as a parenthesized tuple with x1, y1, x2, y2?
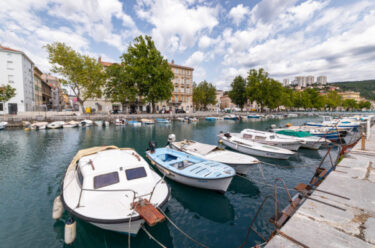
(156, 60, 194, 113)
(283, 79, 290, 86)
(33, 66, 43, 110)
(42, 74, 64, 111)
(306, 75, 314, 85)
(338, 91, 362, 102)
(0, 45, 34, 114)
(317, 76, 327, 84)
(41, 80, 51, 109)
(294, 76, 307, 88)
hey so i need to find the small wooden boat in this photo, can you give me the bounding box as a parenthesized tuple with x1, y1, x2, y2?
(115, 119, 126, 126)
(128, 120, 141, 126)
(56, 146, 170, 237)
(146, 146, 235, 193)
(205, 117, 217, 121)
(0, 121, 8, 130)
(47, 121, 64, 129)
(168, 135, 260, 175)
(176, 117, 185, 122)
(247, 114, 261, 119)
(141, 119, 155, 125)
(155, 118, 170, 124)
(30, 121, 48, 130)
(64, 121, 79, 128)
(218, 132, 295, 160)
(223, 114, 238, 120)
(239, 129, 303, 151)
(80, 120, 93, 127)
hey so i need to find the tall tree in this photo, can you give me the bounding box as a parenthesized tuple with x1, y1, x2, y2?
(45, 42, 107, 112)
(246, 68, 267, 111)
(121, 35, 174, 113)
(104, 64, 138, 113)
(0, 85, 16, 102)
(359, 100, 371, 109)
(264, 79, 283, 110)
(325, 91, 342, 110)
(228, 75, 247, 109)
(192, 81, 217, 110)
(342, 99, 358, 110)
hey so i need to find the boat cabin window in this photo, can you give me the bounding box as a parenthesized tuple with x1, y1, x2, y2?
(77, 167, 84, 186)
(125, 167, 147, 181)
(93, 172, 119, 189)
(255, 136, 266, 140)
(243, 134, 252, 139)
(269, 135, 275, 139)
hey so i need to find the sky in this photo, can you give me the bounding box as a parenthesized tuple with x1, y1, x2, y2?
(1, 0, 375, 90)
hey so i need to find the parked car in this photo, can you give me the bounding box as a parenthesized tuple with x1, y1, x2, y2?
(176, 109, 186, 113)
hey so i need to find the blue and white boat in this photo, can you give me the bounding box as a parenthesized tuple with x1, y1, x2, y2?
(155, 118, 170, 123)
(223, 114, 238, 120)
(128, 120, 141, 126)
(247, 114, 261, 119)
(146, 147, 235, 193)
(205, 117, 217, 121)
(306, 116, 360, 129)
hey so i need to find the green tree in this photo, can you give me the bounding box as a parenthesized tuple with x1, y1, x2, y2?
(359, 100, 371, 109)
(325, 91, 342, 110)
(0, 85, 16, 102)
(193, 81, 217, 110)
(45, 42, 107, 112)
(264, 79, 283, 110)
(104, 64, 138, 113)
(246, 68, 268, 111)
(121, 35, 174, 113)
(280, 87, 294, 110)
(228, 75, 247, 109)
(342, 99, 358, 110)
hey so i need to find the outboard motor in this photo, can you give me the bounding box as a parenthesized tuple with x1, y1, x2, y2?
(148, 141, 157, 153)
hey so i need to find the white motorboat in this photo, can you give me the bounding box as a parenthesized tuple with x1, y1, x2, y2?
(0, 121, 8, 130)
(168, 134, 260, 175)
(47, 121, 64, 129)
(80, 119, 93, 127)
(56, 146, 170, 237)
(223, 114, 239, 120)
(176, 117, 185, 122)
(272, 129, 330, 150)
(239, 129, 303, 151)
(141, 119, 155, 125)
(104, 121, 110, 127)
(64, 121, 80, 128)
(306, 116, 361, 129)
(218, 132, 295, 160)
(30, 122, 48, 130)
(94, 120, 104, 126)
(115, 119, 126, 126)
(146, 146, 235, 193)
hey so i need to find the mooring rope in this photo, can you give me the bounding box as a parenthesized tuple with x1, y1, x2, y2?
(157, 207, 209, 248)
(141, 225, 167, 248)
(128, 213, 133, 248)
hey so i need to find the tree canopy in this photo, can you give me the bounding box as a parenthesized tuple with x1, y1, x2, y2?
(193, 81, 217, 110)
(45, 42, 107, 112)
(121, 35, 174, 113)
(0, 85, 16, 102)
(228, 75, 247, 109)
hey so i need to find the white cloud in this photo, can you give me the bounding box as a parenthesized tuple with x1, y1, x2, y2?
(228, 4, 250, 26)
(250, 0, 298, 24)
(185, 51, 205, 66)
(135, 0, 219, 53)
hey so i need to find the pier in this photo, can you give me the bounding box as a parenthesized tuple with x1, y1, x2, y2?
(266, 125, 375, 247)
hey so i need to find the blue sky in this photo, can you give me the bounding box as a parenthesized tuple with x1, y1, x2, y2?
(1, 0, 375, 89)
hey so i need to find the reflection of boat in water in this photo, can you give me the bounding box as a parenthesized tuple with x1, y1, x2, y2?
(169, 179, 235, 223)
(227, 175, 260, 197)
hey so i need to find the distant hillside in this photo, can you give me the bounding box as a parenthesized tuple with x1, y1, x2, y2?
(331, 80, 375, 100)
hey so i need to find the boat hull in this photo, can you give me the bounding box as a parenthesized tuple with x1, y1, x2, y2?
(90, 219, 144, 235)
(149, 158, 233, 193)
(221, 138, 292, 160)
(257, 141, 301, 151)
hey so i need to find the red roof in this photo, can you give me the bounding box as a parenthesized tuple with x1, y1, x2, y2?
(0, 45, 21, 53)
(100, 61, 113, 67)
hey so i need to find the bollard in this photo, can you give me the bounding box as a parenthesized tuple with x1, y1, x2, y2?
(361, 133, 366, 150)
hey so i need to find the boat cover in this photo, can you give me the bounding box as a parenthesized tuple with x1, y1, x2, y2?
(183, 142, 217, 155)
(276, 130, 312, 137)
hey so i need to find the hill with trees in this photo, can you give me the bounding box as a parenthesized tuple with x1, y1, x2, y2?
(331, 80, 375, 100)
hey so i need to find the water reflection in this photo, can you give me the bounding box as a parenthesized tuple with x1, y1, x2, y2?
(228, 176, 260, 197)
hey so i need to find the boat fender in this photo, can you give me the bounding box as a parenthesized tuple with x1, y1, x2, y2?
(147, 141, 157, 153)
(24, 127, 30, 132)
(64, 217, 76, 245)
(168, 134, 176, 143)
(52, 195, 64, 220)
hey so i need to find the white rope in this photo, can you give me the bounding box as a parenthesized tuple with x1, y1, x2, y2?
(141, 225, 167, 248)
(128, 213, 132, 248)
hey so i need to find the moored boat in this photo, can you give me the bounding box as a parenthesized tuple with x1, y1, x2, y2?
(47, 121, 64, 129)
(247, 114, 261, 119)
(273, 129, 330, 150)
(223, 114, 238, 120)
(155, 118, 170, 123)
(55, 146, 170, 238)
(217, 132, 295, 160)
(146, 146, 235, 193)
(115, 118, 126, 126)
(80, 120, 93, 127)
(205, 117, 217, 121)
(128, 120, 141, 126)
(141, 119, 155, 125)
(30, 121, 48, 130)
(94, 120, 104, 126)
(0, 121, 8, 130)
(168, 134, 260, 175)
(63, 121, 80, 128)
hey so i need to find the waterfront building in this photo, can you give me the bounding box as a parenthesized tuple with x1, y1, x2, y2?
(0, 45, 35, 114)
(42, 74, 65, 111)
(317, 76, 327, 84)
(41, 80, 51, 109)
(220, 93, 235, 110)
(207, 90, 223, 111)
(338, 91, 362, 102)
(306, 75, 314, 85)
(33, 66, 43, 110)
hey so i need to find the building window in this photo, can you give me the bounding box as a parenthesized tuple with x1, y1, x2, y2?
(0, 103, 3, 111)
(7, 61, 13, 70)
(8, 75, 15, 84)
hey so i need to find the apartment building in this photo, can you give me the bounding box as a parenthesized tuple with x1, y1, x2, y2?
(0, 45, 35, 114)
(306, 75, 314, 85)
(294, 76, 307, 87)
(33, 66, 43, 109)
(283, 79, 290, 86)
(42, 74, 64, 111)
(317, 76, 327, 84)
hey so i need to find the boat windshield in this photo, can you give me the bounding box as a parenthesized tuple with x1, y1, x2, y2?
(125, 167, 147, 181)
(243, 133, 252, 139)
(94, 172, 119, 189)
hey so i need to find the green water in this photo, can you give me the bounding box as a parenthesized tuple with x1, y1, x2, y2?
(0, 117, 336, 248)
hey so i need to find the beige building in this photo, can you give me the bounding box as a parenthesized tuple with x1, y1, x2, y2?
(42, 74, 64, 111)
(33, 67, 43, 109)
(207, 90, 224, 111)
(338, 91, 362, 102)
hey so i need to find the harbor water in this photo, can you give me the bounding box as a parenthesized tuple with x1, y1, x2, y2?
(0, 116, 337, 248)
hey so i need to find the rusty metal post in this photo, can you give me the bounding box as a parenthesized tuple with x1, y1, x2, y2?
(361, 133, 366, 150)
